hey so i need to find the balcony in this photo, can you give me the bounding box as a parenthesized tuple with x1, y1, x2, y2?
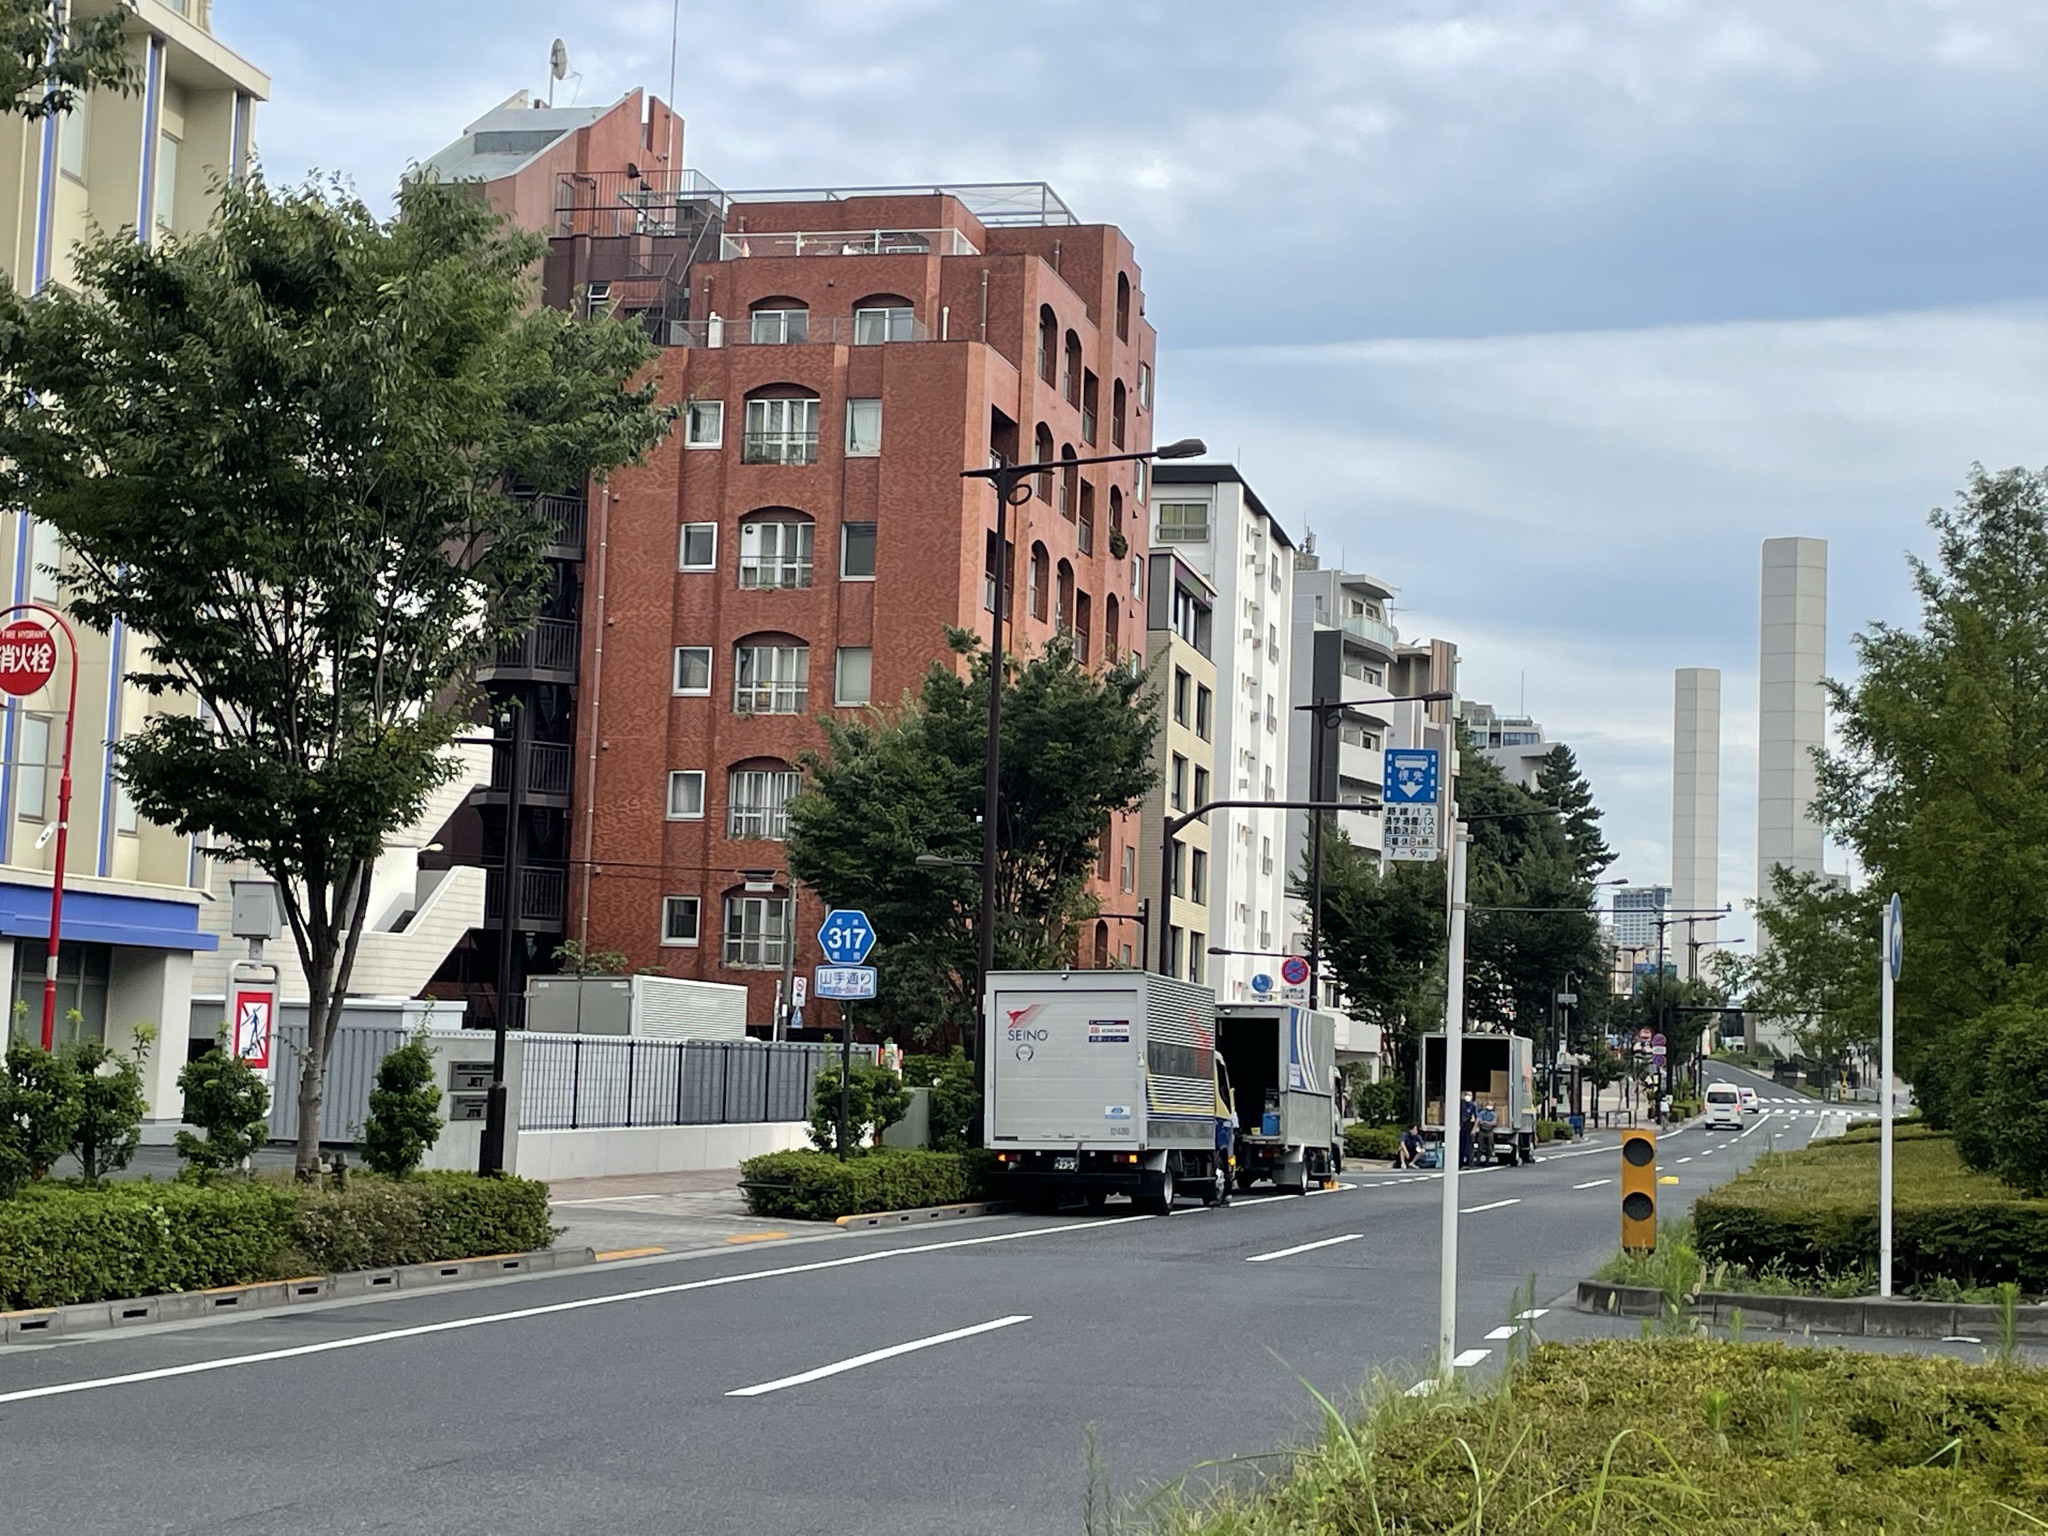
(1340, 612, 1399, 652)
(553, 168, 731, 239)
(483, 865, 568, 932)
(474, 740, 574, 809)
(482, 618, 580, 684)
(718, 227, 978, 260)
(741, 432, 820, 466)
(522, 492, 586, 560)
(664, 315, 930, 348)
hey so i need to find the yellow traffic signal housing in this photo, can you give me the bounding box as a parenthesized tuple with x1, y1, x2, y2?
(1620, 1128, 1657, 1254)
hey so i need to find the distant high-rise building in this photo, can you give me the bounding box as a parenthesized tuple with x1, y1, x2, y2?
(1138, 553, 1217, 983)
(1757, 539, 1828, 918)
(1671, 668, 1721, 947)
(1613, 885, 1671, 954)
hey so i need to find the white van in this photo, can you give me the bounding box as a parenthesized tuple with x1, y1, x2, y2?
(1705, 1083, 1743, 1129)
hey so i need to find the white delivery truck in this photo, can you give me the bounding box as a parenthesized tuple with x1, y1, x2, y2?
(984, 970, 1233, 1214)
(1213, 1003, 1342, 1193)
(1418, 1029, 1537, 1166)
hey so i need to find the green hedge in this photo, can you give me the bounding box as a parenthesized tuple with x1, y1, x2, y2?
(739, 1148, 1001, 1221)
(1694, 1131, 2048, 1291)
(0, 1173, 554, 1311)
(1344, 1124, 1403, 1161)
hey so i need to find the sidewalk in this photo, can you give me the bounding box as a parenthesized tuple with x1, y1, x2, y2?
(547, 1167, 804, 1257)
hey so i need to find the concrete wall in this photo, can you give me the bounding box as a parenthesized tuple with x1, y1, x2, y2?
(1671, 667, 1721, 950)
(511, 1120, 810, 1181)
(1757, 539, 1828, 920)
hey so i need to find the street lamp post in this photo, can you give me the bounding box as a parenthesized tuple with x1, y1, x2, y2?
(960, 437, 1205, 1099)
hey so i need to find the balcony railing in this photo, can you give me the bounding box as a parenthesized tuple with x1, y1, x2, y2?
(487, 618, 580, 680)
(718, 227, 978, 260)
(1340, 613, 1399, 650)
(663, 315, 930, 348)
(483, 865, 568, 929)
(521, 492, 585, 558)
(741, 432, 820, 466)
(488, 740, 574, 800)
(553, 168, 732, 239)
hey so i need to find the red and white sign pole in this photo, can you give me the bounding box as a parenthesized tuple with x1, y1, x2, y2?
(0, 603, 78, 1051)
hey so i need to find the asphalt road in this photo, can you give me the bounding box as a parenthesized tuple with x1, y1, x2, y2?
(0, 1064, 1840, 1536)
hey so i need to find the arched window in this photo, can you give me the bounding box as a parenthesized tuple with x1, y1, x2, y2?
(1109, 484, 1124, 536)
(1105, 594, 1120, 659)
(1059, 444, 1078, 521)
(1055, 558, 1075, 634)
(1078, 481, 1095, 554)
(1115, 273, 1131, 341)
(749, 298, 809, 345)
(1063, 331, 1082, 406)
(1074, 589, 1091, 664)
(1111, 379, 1127, 448)
(1094, 921, 1110, 970)
(742, 387, 821, 464)
(1033, 423, 1055, 501)
(733, 632, 809, 715)
(1037, 305, 1058, 383)
(737, 509, 814, 589)
(727, 758, 801, 841)
(852, 293, 917, 344)
(1028, 542, 1050, 622)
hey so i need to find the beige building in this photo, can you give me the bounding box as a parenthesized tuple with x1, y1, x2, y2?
(1136, 552, 1217, 984)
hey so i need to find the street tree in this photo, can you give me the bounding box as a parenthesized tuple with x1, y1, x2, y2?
(1535, 743, 1614, 883)
(0, 0, 136, 123)
(1718, 869, 1877, 1098)
(789, 633, 1157, 1045)
(1304, 826, 1444, 1081)
(0, 176, 669, 1177)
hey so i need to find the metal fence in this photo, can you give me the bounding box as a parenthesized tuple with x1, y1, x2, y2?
(267, 1021, 414, 1145)
(519, 1036, 868, 1131)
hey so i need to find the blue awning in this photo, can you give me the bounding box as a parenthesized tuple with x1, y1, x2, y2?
(0, 883, 220, 952)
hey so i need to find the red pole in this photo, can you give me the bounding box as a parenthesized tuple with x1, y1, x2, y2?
(0, 602, 79, 1051)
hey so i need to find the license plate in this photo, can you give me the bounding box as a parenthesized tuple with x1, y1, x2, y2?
(1053, 1156, 1078, 1172)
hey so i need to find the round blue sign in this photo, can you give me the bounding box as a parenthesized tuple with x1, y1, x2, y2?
(1250, 973, 1273, 995)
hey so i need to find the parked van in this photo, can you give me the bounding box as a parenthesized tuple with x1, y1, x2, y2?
(1705, 1082, 1743, 1129)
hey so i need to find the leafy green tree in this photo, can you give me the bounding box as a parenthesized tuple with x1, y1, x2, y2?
(1304, 827, 1444, 1081)
(0, 1, 137, 123)
(360, 1031, 444, 1179)
(0, 1040, 78, 1184)
(174, 1048, 270, 1177)
(1965, 1004, 2048, 1196)
(808, 1060, 911, 1154)
(64, 1034, 149, 1183)
(904, 1049, 977, 1152)
(789, 633, 1157, 1044)
(1717, 869, 1876, 1098)
(0, 176, 669, 1179)
(1811, 467, 2048, 1135)
(1535, 743, 1615, 883)
(553, 939, 628, 977)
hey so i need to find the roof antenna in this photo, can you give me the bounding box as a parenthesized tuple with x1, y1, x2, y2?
(547, 39, 568, 107)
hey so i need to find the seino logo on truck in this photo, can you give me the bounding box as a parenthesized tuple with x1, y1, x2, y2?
(1006, 1004, 1048, 1044)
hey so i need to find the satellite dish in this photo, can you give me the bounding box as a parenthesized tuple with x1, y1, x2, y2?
(550, 39, 569, 80)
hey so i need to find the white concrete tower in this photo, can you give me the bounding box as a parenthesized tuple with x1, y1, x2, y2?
(1756, 538, 1828, 915)
(1671, 667, 1721, 960)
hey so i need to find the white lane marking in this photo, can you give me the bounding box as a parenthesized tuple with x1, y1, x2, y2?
(1572, 1178, 1612, 1190)
(0, 1214, 1157, 1407)
(1453, 1348, 1491, 1368)
(1517, 1308, 1549, 1320)
(551, 1193, 673, 1206)
(1460, 1198, 1521, 1214)
(1245, 1233, 1364, 1263)
(1484, 1324, 1519, 1341)
(726, 1315, 1030, 1397)
(1677, 1157, 1694, 1164)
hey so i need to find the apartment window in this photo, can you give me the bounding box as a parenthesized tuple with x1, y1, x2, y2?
(1156, 502, 1208, 543)
(841, 523, 877, 580)
(1166, 925, 1182, 976)
(153, 134, 179, 231)
(1191, 848, 1209, 902)
(1137, 361, 1153, 412)
(722, 893, 789, 968)
(834, 647, 872, 707)
(27, 518, 59, 604)
(685, 400, 724, 447)
(1268, 623, 1279, 657)
(57, 94, 86, 181)
(742, 396, 820, 464)
(1195, 684, 1213, 741)
(1170, 753, 1188, 811)
(1194, 765, 1210, 808)
(661, 896, 702, 947)
(666, 770, 705, 820)
(733, 642, 808, 714)
(1037, 305, 1057, 383)
(1262, 835, 1274, 875)
(679, 523, 718, 571)
(1172, 667, 1190, 725)
(1120, 943, 1133, 967)
(728, 766, 801, 840)
(1074, 591, 1091, 664)
(1111, 380, 1127, 447)
(1028, 543, 1049, 622)
(15, 714, 49, 821)
(1120, 845, 1135, 893)
(1115, 273, 1131, 341)
(672, 646, 712, 696)
(1171, 840, 1186, 898)
(1188, 933, 1204, 985)
(738, 519, 813, 589)
(9, 941, 108, 1048)
(853, 306, 915, 344)
(113, 781, 138, 835)
(845, 398, 882, 457)
(750, 306, 808, 344)
(1135, 457, 1149, 505)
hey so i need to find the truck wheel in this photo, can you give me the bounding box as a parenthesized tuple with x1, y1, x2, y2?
(1138, 1168, 1176, 1216)
(1235, 1168, 1259, 1193)
(1201, 1161, 1230, 1208)
(1331, 1143, 1345, 1175)
(1083, 1190, 1109, 1211)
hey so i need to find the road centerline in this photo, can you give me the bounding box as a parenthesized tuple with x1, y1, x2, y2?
(726, 1316, 1031, 1398)
(1245, 1233, 1363, 1263)
(1460, 1198, 1521, 1214)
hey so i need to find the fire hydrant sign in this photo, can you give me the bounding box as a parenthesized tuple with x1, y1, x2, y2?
(0, 620, 56, 697)
(232, 989, 274, 1069)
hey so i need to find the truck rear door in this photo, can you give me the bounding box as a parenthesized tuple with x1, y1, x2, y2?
(987, 985, 1144, 1147)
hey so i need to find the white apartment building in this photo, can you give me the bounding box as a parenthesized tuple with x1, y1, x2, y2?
(1460, 700, 1554, 791)
(1151, 466, 1294, 1004)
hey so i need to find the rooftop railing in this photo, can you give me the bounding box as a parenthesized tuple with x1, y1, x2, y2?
(723, 181, 1076, 227)
(717, 227, 979, 260)
(553, 168, 731, 239)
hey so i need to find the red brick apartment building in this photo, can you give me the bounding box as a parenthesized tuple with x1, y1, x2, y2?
(421, 91, 1161, 1026)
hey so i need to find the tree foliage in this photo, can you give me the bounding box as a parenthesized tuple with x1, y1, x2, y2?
(0, 175, 669, 1177)
(1308, 827, 1444, 1081)
(360, 1031, 444, 1179)
(1718, 868, 1876, 1092)
(1535, 743, 1615, 883)
(808, 1060, 911, 1155)
(0, 0, 137, 124)
(1809, 467, 2048, 1169)
(0, 1040, 77, 1188)
(175, 1049, 270, 1177)
(789, 634, 1157, 1044)
(65, 1034, 149, 1183)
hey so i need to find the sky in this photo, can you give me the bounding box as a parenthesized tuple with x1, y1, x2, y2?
(220, 0, 2048, 937)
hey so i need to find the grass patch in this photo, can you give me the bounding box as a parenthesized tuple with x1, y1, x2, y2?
(1120, 1339, 2048, 1534)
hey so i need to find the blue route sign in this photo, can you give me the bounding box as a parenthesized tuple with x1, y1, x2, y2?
(818, 908, 877, 966)
(1383, 748, 1440, 805)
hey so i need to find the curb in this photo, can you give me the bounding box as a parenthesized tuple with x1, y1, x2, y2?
(1, 1246, 596, 1345)
(1574, 1279, 2048, 1342)
(835, 1200, 1010, 1229)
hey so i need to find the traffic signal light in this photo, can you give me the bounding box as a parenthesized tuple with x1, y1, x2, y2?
(1620, 1128, 1657, 1254)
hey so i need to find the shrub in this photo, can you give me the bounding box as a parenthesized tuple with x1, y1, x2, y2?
(174, 1048, 271, 1176)
(1344, 1123, 1403, 1161)
(282, 1173, 554, 1273)
(1536, 1117, 1573, 1143)
(360, 1030, 444, 1178)
(1347, 1074, 1407, 1127)
(808, 1060, 910, 1154)
(65, 1036, 149, 1183)
(2, 1041, 81, 1186)
(903, 1049, 977, 1152)
(739, 1147, 1000, 1221)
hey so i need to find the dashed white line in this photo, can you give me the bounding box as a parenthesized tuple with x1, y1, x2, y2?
(1245, 1233, 1363, 1264)
(1484, 1324, 1519, 1340)
(1517, 1308, 1549, 1320)
(727, 1315, 1030, 1397)
(1460, 1198, 1522, 1214)
(1452, 1348, 1491, 1368)
(1572, 1178, 1612, 1190)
